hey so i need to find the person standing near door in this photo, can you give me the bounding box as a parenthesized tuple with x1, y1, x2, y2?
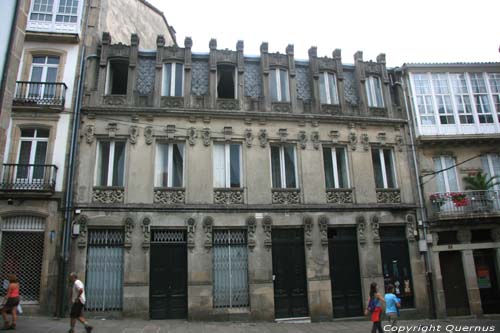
(1, 274, 20, 330)
(364, 282, 385, 333)
(68, 273, 92, 333)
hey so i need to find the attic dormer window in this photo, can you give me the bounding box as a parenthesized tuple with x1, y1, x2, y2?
(270, 68, 289, 102)
(217, 65, 236, 99)
(162, 62, 184, 97)
(319, 72, 339, 105)
(366, 76, 384, 108)
(105, 60, 128, 95)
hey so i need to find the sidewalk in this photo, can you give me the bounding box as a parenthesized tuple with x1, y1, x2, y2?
(8, 316, 500, 333)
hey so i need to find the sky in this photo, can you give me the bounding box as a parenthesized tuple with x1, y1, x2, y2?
(148, 0, 500, 67)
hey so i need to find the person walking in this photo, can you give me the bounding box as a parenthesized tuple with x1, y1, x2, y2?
(384, 284, 401, 329)
(68, 273, 92, 333)
(1, 274, 20, 330)
(364, 282, 385, 333)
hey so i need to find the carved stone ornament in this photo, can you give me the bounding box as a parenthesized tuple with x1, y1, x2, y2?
(311, 131, 320, 150)
(361, 134, 369, 151)
(329, 130, 340, 143)
(103, 95, 126, 106)
(84, 125, 95, 144)
(377, 132, 387, 145)
(406, 214, 416, 242)
(356, 215, 366, 245)
(141, 217, 151, 250)
(457, 229, 471, 244)
(318, 215, 329, 247)
(278, 129, 288, 142)
(144, 126, 154, 145)
(92, 187, 124, 203)
(326, 189, 353, 204)
(76, 214, 88, 248)
(187, 127, 197, 146)
(491, 228, 500, 242)
(376, 189, 401, 204)
(258, 129, 268, 148)
(349, 132, 357, 151)
(166, 125, 176, 139)
(298, 131, 307, 149)
(223, 127, 233, 141)
(186, 217, 196, 251)
(262, 215, 273, 250)
(272, 189, 300, 204)
(203, 216, 214, 249)
(124, 217, 135, 250)
(245, 129, 254, 147)
(214, 188, 243, 204)
(303, 215, 314, 249)
(395, 135, 404, 152)
(154, 188, 185, 204)
(246, 216, 257, 250)
(129, 126, 138, 144)
(202, 128, 211, 146)
(371, 215, 380, 243)
(106, 123, 118, 137)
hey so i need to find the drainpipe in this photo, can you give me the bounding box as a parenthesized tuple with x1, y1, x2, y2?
(393, 69, 436, 319)
(56, 0, 97, 317)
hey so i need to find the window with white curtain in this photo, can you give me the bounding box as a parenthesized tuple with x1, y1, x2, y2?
(270, 144, 297, 188)
(319, 72, 339, 105)
(469, 73, 493, 123)
(450, 74, 474, 124)
(162, 63, 184, 97)
(322, 146, 349, 188)
(270, 68, 290, 102)
(213, 143, 241, 188)
(365, 76, 384, 108)
(481, 153, 500, 190)
(412, 73, 436, 125)
(488, 73, 500, 123)
(371, 148, 397, 189)
(433, 156, 459, 193)
(432, 73, 455, 124)
(155, 143, 184, 187)
(95, 141, 125, 186)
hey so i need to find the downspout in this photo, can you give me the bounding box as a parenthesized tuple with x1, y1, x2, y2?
(394, 69, 436, 318)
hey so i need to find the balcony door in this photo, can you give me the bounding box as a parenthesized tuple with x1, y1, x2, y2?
(16, 129, 49, 187)
(29, 56, 59, 101)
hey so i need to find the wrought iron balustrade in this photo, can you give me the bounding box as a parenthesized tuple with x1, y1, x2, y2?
(429, 190, 500, 217)
(0, 164, 57, 192)
(14, 81, 67, 107)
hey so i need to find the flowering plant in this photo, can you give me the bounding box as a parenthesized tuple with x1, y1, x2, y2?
(450, 192, 469, 207)
(429, 193, 446, 207)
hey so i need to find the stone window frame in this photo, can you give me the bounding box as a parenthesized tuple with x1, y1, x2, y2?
(161, 61, 184, 97)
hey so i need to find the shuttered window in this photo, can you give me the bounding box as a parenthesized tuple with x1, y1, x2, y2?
(213, 230, 248, 308)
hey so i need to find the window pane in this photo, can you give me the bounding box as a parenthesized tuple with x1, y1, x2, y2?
(383, 149, 396, 188)
(37, 129, 50, 138)
(323, 148, 334, 188)
(372, 149, 384, 188)
(172, 143, 184, 187)
(229, 144, 240, 188)
(270, 70, 278, 102)
(433, 157, 446, 193)
(271, 146, 281, 188)
(280, 69, 289, 102)
(374, 77, 384, 107)
(163, 63, 172, 96)
(33, 142, 47, 179)
(174, 63, 183, 97)
(213, 144, 226, 188)
(156, 143, 169, 187)
(17, 141, 32, 179)
(366, 78, 374, 107)
(97, 142, 110, 186)
(112, 142, 125, 186)
(319, 74, 327, 104)
(328, 73, 339, 104)
(21, 129, 36, 138)
(336, 147, 349, 188)
(444, 156, 458, 192)
(284, 145, 296, 188)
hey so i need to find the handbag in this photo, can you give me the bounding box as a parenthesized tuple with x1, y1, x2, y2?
(16, 304, 22, 315)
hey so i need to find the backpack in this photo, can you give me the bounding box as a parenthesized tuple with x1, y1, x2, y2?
(367, 297, 376, 313)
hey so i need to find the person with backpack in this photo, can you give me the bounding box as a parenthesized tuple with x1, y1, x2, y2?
(364, 282, 385, 333)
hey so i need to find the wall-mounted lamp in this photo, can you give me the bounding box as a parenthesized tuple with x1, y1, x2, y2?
(72, 222, 80, 238)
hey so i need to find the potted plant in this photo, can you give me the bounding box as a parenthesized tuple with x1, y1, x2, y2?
(429, 193, 446, 210)
(462, 172, 500, 211)
(449, 192, 469, 207)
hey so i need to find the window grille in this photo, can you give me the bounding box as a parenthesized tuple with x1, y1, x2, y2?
(0, 216, 45, 303)
(213, 230, 248, 308)
(152, 230, 186, 244)
(86, 229, 123, 311)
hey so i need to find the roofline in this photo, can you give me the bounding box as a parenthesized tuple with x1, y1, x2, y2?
(138, 0, 178, 47)
(402, 62, 500, 69)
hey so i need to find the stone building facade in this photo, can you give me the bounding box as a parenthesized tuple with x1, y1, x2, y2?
(70, 33, 429, 321)
(401, 63, 500, 317)
(0, 0, 174, 316)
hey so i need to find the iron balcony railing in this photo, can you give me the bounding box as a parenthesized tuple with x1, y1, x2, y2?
(0, 164, 57, 192)
(429, 190, 500, 217)
(13, 81, 67, 107)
